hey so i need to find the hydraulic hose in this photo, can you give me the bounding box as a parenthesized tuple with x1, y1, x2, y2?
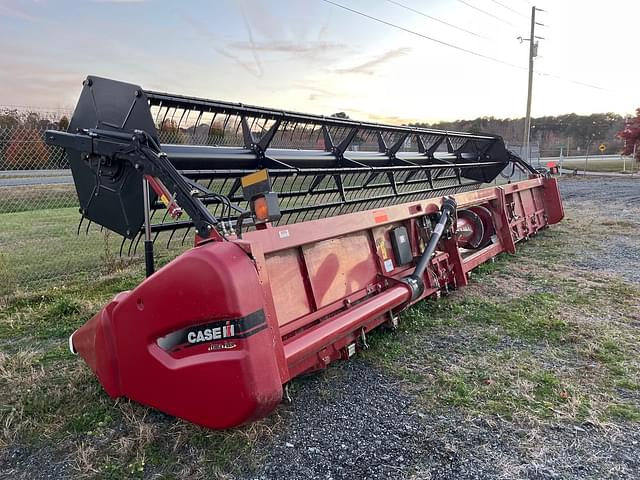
(403, 197, 457, 300)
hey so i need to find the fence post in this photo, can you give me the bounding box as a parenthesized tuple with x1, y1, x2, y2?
(559, 146, 563, 176)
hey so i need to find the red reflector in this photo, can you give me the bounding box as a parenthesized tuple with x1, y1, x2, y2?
(374, 212, 388, 223)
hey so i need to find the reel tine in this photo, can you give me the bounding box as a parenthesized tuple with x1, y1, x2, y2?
(77, 214, 84, 236)
(119, 235, 127, 257)
(181, 226, 192, 246)
(132, 231, 144, 256)
(166, 227, 178, 249)
(127, 233, 138, 257)
(85, 219, 92, 235)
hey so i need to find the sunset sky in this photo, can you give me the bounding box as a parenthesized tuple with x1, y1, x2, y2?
(0, 0, 637, 123)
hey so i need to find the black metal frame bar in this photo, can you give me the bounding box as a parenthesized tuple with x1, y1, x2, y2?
(44, 76, 537, 251)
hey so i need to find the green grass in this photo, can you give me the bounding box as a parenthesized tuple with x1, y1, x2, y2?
(460, 293, 570, 342)
(0, 184, 77, 214)
(0, 207, 185, 296)
(562, 159, 639, 173)
(606, 404, 640, 422)
(0, 207, 118, 293)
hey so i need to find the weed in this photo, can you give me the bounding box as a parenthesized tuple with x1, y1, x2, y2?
(435, 373, 473, 407)
(530, 371, 562, 403)
(38, 296, 85, 338)
(66, 401, 117, 434)
(101, 230, 118, 274)
(0, 252, 16, 299)
(615, 379, 640, 391)
(474, 254, 509, 277)
(592, 339, 624, 366)
(605, 404, 640, 422)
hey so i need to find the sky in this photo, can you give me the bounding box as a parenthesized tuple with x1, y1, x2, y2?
(0, 0, 638, 124)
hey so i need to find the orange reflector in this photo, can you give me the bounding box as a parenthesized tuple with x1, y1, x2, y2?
(253, 196, 269, 221)
(241, 169, 269, 188)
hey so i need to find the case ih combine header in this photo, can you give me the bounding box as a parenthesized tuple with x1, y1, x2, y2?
(45, 76, 563, 429)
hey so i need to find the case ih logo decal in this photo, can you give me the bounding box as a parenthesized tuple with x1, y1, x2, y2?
(187, 323, 235, 344)
(157, 310, 266, 352)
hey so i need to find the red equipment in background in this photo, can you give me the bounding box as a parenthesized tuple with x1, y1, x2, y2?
(47, 76, 563, 429)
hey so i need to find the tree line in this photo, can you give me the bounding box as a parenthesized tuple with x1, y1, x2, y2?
(412, 112, 627, 156)
(0, 109, 70, 170)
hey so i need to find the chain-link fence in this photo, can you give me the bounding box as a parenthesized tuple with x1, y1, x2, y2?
(0, 108, 76, 213)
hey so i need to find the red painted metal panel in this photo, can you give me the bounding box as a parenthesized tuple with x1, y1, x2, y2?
(265, 250, 313, 326)
(542, 177, 564, 225)
(302, 232, 379, 309)
(462, 242, 503, 272)
(243, 178, 550, 257)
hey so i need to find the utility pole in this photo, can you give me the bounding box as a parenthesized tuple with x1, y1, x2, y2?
(521, 6, 544, 164)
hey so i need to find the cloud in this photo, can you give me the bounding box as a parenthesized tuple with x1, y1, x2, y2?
(0, 2, 49, 23)
(0, 60, 81, 106)
(227, 39, 350, 68)
(366, 112, 420, 125)
(237, 1, 264, 77)
(229, 40, 347, 55)
(336, 48, 411, 75)
(340, 107, 420, 125)
(182, 14, 264, 78)
(230, 0, 348, 64)
(290, 83, 340, 102)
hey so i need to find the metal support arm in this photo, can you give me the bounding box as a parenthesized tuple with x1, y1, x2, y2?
(403, 196, 457, 300)
(45, 128, 220, 240)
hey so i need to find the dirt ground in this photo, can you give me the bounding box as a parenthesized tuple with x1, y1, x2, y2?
(1, 176, 639, 479)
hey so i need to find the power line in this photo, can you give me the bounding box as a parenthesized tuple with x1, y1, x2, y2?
(320, 0, 525, 70)
(537, 71, 608, 92)
(488, 0, 528, 19)
(456, 0, 520, 28)
(319, 0, 612, 92)
(383, 0, 488, 40)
